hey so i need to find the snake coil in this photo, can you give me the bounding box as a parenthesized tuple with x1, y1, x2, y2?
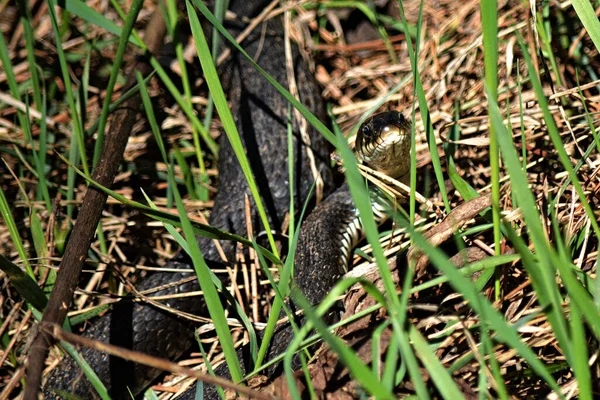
(43, 1, 412, 398)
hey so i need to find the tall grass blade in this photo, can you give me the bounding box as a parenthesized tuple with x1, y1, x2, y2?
(571, 0, 600, 52)
(0, 255, 47, 312)
(92, 0, 144, 166)
(186, 1, 280, 258)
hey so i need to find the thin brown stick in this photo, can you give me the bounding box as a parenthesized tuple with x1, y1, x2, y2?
(409, 194, 493, 275)
(41, 323, 274, 400)
(23, 9, 168, 399)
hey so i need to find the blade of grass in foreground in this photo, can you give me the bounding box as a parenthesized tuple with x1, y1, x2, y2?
(189, 0, 337, 147)
(335, 123, 429, 398)
(506, 40, 600, 338)
(518, 37, 600, 240)
(92, 0, 144, 166)
(187, 0, 279, 259)
(409, 324, 464, 400)
(571, 0, 600, 52)
(550, 212, 592, 400)
(169, 157, 244, 383)
(254, 182, 319, 369)
(137, 71, 259, 371)
(393, 210, 564, 396)
(479, 0, 502, 297)
(284, 278, 392, 399)
(487, 85, 574, 366)
(396, 0, 450, 213)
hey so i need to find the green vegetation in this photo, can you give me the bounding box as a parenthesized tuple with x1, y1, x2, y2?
(1, 0, 599, 398)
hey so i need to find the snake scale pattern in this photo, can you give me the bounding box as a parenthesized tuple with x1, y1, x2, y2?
(43, 0, 411, 398)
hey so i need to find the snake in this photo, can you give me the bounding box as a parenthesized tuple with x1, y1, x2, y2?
(42, 0, 412, 398)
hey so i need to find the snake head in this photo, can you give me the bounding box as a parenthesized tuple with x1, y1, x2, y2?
(356, 111, 412, 179)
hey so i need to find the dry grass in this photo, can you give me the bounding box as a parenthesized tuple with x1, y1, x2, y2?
(1, 0, 600, 398)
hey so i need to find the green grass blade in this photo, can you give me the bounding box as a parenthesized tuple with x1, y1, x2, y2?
(170, 167, 244, 382)
(570, 301, 592, 400)
(189, 0, 337, 147)
(0, 186, 33, 276)
(409, 324, 463, 399)
(487, 85, 573, 365)
(518, 37, 600, 240)
(186, 1, 280, 258)
(47, 0, 89, 177)
(571, 0, 600, 52)
(137, 71, 259, 362)
(56, 0, 144, 47)
(479, 0, 502, 302)
(395, 212, 564, 395)
(255, 183, 316, 368)
(396, 0, 450, 212)
(0, 255, 47, 311)
(92, 0, 144, 166)
(284, 280, 392, 399)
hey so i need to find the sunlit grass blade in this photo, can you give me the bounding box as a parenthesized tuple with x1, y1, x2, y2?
(487, 86, 574, 365)
(571, 0, 600, 52)
(479, 0, 502, 304)
(92, 0, 144, 166)
(283, 278, 391, 399)
(518, 37, 600, 239)
(189, 0, 337, 147)
(570, 301, 592, 400)
(170, 160, 244, 383)
(409, 324, 463, 399)
(396, 0, 450, 213)
(109, 0, 222, 160)
(186, 1, 280, 259)
(0, 19, 52, 211)
(394, 212, 564, 395)
(136, 75, 245, 384)
(137, 71, 259, 361)
(255, 183, 316, 368)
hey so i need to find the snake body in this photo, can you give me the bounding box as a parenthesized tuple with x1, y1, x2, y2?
(197, 112, 411, 400)
(43, 1, 412, 397)
(44, 0, 332, 397)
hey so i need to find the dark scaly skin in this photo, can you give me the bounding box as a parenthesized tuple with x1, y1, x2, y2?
(43, 0, 333, 397)
(187, 186, 356, 399)
(195, 113, 412, 399)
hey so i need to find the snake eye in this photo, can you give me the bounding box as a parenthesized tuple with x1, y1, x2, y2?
(361, 125, 372, 140)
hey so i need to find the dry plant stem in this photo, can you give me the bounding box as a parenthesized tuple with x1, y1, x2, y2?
(23, 10, 168, 399)
(409, 194, 493, 275)
(41, 323, 274, 400)
(1, 366, 25, 399)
